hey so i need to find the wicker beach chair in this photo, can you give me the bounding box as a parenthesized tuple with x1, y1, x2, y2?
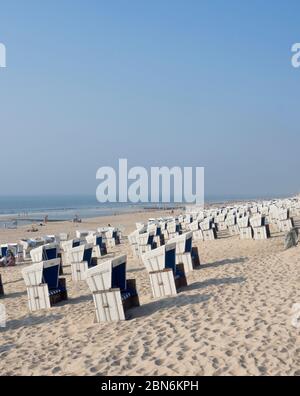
(168, 231, 200, 274)
(70, 243, 94, 281)
(142, 243, 187, 299)
(86, 255, 139, 322)
(22, 258, 67, 312)
(86, 234, 107, 259)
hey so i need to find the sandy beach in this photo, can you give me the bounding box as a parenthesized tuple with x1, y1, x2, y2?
(1, 209, 300, 376)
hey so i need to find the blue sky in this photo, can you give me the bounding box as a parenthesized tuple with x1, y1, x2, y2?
(0, 0, 300, 199)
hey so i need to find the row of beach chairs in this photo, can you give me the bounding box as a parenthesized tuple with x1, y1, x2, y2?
(1, 229, 201, 322)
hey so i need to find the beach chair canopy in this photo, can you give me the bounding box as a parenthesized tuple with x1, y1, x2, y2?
(30, 243, 59, 263)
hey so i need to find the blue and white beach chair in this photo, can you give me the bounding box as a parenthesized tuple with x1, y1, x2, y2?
(168, 231, 200, 274)
(70, 243, 94, 281)
(85, 255, 139, 322)
(85, 233, 107, 259)
(22, 258, 67, 311)
(142, 243, 187, 299)
(136, 231, 157, 255)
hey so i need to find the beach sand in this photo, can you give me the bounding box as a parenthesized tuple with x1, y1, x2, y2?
(1, 210, 300, 376)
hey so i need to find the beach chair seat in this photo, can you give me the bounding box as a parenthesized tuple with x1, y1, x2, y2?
(86, 255, 139, 322)
(22, 259, 67, 312)
(70, 244, 94, 281)
(142, 243, 187, 299)
(0, 274, 4, 296)
(240, 227, 253, 240)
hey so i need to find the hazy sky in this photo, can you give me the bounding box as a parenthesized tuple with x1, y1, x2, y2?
(0, 0, 300, 198)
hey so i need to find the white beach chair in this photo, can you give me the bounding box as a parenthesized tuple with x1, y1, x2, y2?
(187, 220, 203, 241)
(237, 216, 249, 229)
(278, 219, 293, 233)
(98, 227, 121, 248)
(60, 238, 82, 267)
(253, 226, 269, 240)
(250, 216, 270, 240)
(76, 230, 90, 239)
(166, 221, 180, 239)
(200, 219, 211, 231)
(85, 234, 107, 259)
(128, 229, 142, 257)
(58, 232, 69, 242)
(85, 255, 140, 322)
(142, 243, 187, 299)
(147, 223, 164, 247)
(22, 258, 67, 312)
(70, 243, 94, 281)
(168, 231, 200, 274)
(136, 231, 156, 255)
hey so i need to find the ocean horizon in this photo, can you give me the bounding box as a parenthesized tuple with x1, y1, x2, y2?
(0, 193, 294, 227)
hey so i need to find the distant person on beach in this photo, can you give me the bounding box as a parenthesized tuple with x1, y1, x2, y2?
(73, 214, 82, 223)
(0, 250, 16, 267)
(44, 215, 48, 224)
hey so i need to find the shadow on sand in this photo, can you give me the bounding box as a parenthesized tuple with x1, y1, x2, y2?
(130, 292, 213, 319)
(1, 313, 63, 332)
(129, 275, 246, 319)
(199, 257, 248, 270)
